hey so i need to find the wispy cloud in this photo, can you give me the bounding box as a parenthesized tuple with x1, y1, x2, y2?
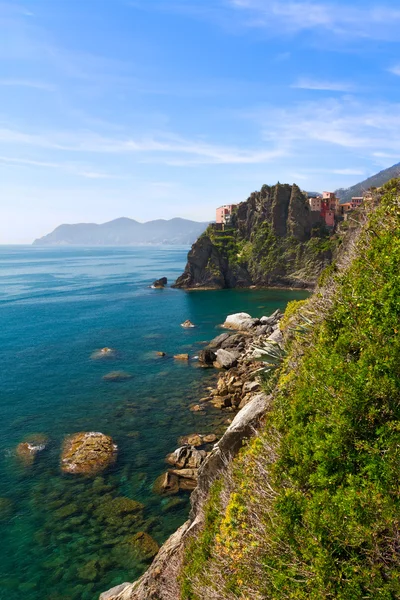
(0, 155, 117, 179)
(388, 65, 400, 76)
(0, 127, 287, 165)
(0, 78, 56, 91)
(228, 1, 400, 39)
(292, 78, 354, 92)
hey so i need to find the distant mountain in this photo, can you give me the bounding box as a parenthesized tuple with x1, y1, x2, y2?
(33, 217, 210, 246)
(335, 162, 400, 202)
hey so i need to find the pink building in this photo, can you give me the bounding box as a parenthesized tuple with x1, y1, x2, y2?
(216, 204, 236, 225)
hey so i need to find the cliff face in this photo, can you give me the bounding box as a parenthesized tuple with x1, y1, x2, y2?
(173, 183, 331, 289)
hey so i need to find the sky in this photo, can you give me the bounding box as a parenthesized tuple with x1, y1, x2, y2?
(1, 0, 400, 243)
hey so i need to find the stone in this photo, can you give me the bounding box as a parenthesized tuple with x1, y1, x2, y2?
(102, 371, 132, 381)
(91, 347, 116, 360)
(267, 329, 284, 344)
(169, 468, 198, 483)
(181, 320, 196, 328)
(99, 583, 131, 600)
(223, 313, 259, 331)
(173, 353, 189, 361)
(61, 432, 118, 476)
(152, 277, 168, 289)
(16, 434, 49, 468)
(178, 434, 203, 447)
(156, 351, 166, 357)
(189, 404, 205, 412)
(166, 446, 206, 469)
(220, 333, 246, 349)
(198, 348, 216, 365)
(242, 381, 261, 394)
(153, 472, 180, 495)
(214, 349, 239, 369)
(202, 434, 217, 444)
(207, 333, 231, 349)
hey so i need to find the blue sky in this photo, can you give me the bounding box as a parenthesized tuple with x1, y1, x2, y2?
(1, 0, 400, 242)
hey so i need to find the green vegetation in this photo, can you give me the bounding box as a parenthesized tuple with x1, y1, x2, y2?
(181, 179, 400, 599)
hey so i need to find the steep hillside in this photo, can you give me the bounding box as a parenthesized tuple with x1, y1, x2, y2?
(174, 183, 335, 289)
(33, 217, 209, 246)
(336, 161, 400, 202)
(101, 179, 400, 600)
(181, 180, 400, 599)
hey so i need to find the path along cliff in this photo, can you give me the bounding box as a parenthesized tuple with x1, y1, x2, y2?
(173, 183, 336, 290)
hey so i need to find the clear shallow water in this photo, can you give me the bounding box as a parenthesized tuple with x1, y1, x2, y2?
(0, 246, 309, 600)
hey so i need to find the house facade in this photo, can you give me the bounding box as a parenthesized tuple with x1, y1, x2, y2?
(216, 204, 236, 225)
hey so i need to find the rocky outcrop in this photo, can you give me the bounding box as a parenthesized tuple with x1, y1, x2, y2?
(100, 309, 284, 600)
(152, 277, 167, 288)
(174, 183, 332, 290)
(61, 432, 117, 476)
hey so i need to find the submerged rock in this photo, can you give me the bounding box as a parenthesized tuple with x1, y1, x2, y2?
(153, 472, 180, 495)
(173, 353, 189, 361)
(16, 434, 49, 468)
(155, 351, 166, 357)
(181, 319, 196, 328)
(61, 432, 117, 476)
(102, 371, 132, 382)
(91, 347, 116, 360)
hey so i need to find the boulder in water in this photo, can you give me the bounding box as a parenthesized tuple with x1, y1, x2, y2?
(173, 353, 189, 361)
(153, 471, 180, 495)
(16, 434, 49, 468)
(152, 277, 168, 289)
(61, 432, 117, 476)
(91, 347, 116, 360)
(181, 320, 195, 328)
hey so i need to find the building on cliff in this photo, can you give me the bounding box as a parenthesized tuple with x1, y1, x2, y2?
(216, 204, 236, 227)
(308, 191, 340, 227)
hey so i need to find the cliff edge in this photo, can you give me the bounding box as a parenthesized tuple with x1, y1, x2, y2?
(173, 183, 334, 290)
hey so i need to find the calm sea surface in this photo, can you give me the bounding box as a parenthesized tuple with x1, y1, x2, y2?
(0, 246, 309, 600)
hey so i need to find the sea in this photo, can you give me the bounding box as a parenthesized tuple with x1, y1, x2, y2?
(0, 245, 309, 600)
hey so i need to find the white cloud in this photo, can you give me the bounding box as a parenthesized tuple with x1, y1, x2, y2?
(292, 78, 354, 92)
(0, 155, 117, 179)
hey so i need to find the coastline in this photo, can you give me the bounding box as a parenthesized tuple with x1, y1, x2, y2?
(100, 308, 284, 600)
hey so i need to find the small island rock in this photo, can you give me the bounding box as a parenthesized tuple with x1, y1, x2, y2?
(16, 434, 49, 468)
(61, 432, 117, 476)
(173, 353, 189, 361)
(181, 320, 196, 328)
(152, 277, 168, 289)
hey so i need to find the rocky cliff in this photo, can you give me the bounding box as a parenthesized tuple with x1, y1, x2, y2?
(173, 183, 333, 289)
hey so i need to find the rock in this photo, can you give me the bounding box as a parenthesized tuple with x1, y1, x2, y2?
(152, 277, 168, 288)
(207, 333, 231, 349)
(99, 583, 131, 600)
(223, 313, 258, 331)
(156, 351, 166, 357)
(94, 497, 144, 525)
(220, 333, 246, 349)
(242, 381, 261, 394)
(267, 329, 284, 344)
(153, 472, 180, 495)
(61, 432, 117, 476)
(102, 371, 132, 381)
(169, 468, 198, 483)
(16, 434, 49, 467)
(178, 434, 203, 447)
(214, 349, 239, 369)
(166, 446, 206, 469)
(91, 347, 116, 360)
(190, 404, 205, 413)
(128, 532, 159, 560)
(202, 434, 217, 444)
(181, 320, 195, 328)
(173, 353, 189, 361)
(198, 348, 216, 365)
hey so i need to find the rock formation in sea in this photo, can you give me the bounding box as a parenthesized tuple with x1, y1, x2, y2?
(61, 432, 118, 476)
(173, 183, 334, 290)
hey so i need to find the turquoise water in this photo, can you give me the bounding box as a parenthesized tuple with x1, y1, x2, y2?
(0, 246, 309, 600)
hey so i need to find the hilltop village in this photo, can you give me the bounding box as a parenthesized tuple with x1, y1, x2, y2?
(216, 190, 365, 230)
